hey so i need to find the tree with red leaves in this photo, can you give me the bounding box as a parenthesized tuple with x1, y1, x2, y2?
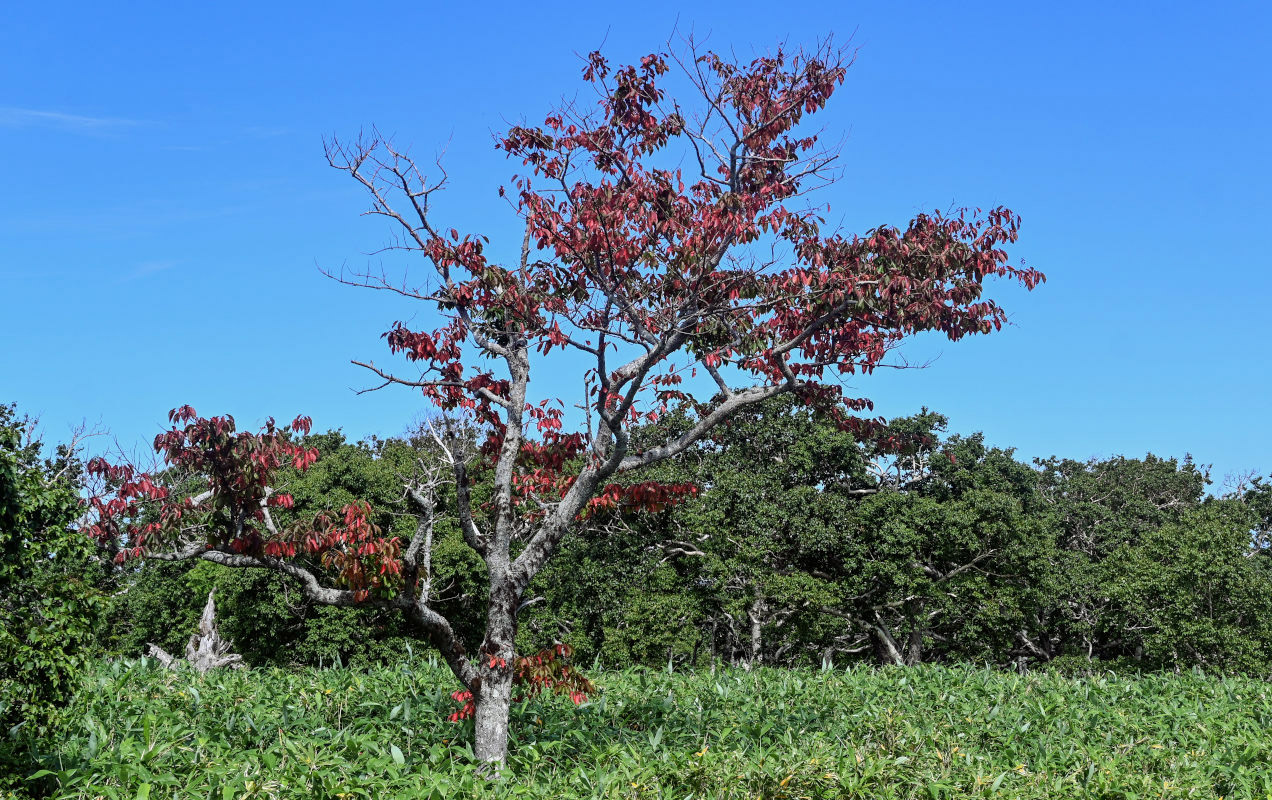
(87, 38, 1042, 768)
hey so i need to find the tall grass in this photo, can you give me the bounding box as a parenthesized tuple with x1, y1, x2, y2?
(25, 659, 1272, 798)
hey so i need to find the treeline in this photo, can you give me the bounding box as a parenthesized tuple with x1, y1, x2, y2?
(98, 398, 1272, 676)
(9, 397, 1271, 793)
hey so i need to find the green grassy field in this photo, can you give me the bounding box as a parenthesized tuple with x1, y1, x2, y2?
(22, 659, 1272, 799)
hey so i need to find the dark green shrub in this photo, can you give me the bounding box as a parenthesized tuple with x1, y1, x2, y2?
(0, 405, 102, 795)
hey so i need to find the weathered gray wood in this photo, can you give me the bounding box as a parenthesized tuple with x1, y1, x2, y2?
(148, 590, 244, 673)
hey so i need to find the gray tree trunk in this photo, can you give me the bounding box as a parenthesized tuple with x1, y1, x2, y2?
(746, 586, 767, 670)
(473, 670, 514, 767)
(472, 573, 519, 768)
(873, 624, 906, 666)
(906, 626, 923, 666)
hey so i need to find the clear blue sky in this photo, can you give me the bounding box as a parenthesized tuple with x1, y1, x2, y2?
(3, 1, 1268, 486)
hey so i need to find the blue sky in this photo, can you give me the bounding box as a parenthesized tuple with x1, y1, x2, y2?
(2, 1, 1268, 486)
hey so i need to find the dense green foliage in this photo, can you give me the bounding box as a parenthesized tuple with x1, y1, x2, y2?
(0, 406, 102, 793)
(27, 659, 1272, 799)
(97, 401, 1272, 678)
(523, 400, 1272, 675)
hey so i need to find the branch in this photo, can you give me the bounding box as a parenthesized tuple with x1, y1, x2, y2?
(917, 551, 996, 583)
(658, 538, 709, 560)
(402, 460, 447, 604)
(146, 644, 177, 668)
(147, 537, 482, 692)
(146, 541, 380, 608)
(422, 419, 488, 558)
(326, 133, 514, 362)
(351, 360, 513, 410)
(617, 382, 791, 471)
(406, 600, 480, 691)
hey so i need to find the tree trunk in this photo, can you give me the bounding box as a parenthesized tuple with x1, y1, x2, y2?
(185, 590, 245, 673)
(905, 602, 925, 666)
(472, 573, 519, 769)
(708, 616, 718, 668)
(906, 626, 923, 666)
(473, 669, 514, 767)
(746, 585, 767, 670)
(873, 624, 906, 666)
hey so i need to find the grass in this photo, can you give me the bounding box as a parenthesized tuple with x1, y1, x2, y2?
(22, 658, 1272, 798)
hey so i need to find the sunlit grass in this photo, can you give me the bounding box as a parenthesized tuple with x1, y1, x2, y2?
(28, 659, 1272, 798)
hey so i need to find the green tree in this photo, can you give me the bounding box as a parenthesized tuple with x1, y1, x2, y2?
(1110, 500, 1272, 672)
(0, 404, 102, 793)
(1239, 476, 1272, 553)
(519, 518, 708, 669)
(663, 397, 865, 668)
(1027, 454, 1209, 664)
(817, 418, 1044, 667)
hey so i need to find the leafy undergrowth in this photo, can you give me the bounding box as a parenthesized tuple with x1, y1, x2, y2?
(24, 659, 1272, 799)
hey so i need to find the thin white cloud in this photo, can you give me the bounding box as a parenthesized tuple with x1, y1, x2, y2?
(0, 107, 146, 131)
(124, 260, 180, 280)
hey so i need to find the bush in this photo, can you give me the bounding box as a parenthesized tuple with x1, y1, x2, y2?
(0, 405, 102, 795)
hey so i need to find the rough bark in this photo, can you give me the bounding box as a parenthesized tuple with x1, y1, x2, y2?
(472, 569, 521, 766)
(473, 667, 514, 767)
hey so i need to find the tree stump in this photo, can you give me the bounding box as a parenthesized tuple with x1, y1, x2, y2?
(147, 590, 244, 673)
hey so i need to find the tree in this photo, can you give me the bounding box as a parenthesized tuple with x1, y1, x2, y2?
(0, 405, 102, 793)
(1109, 501, 1272, 672)
(1236, 475, 1272, 553)
(86, 39, 1043, 767)
(1026, 454, 1209, 664)
(516, 492, 713, 670)
(640, 396, 866, 668)
(776, 413, 1040, 668)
